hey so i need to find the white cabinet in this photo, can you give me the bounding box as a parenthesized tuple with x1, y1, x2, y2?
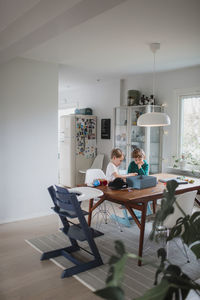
(113, 105, 163, 174)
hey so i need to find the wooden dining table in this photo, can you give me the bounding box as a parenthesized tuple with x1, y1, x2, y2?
(87, 173, 200, 266)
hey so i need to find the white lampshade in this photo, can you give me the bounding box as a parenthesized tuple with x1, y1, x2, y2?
(137, 112, 171, 127)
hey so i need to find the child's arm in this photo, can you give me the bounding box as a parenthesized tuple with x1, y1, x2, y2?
(137, 162, 149, 175)
(127, 161, 138, 175)
(112, 172, 137, 179)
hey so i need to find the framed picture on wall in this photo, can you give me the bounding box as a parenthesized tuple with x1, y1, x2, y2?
(101, 119, 111, 139)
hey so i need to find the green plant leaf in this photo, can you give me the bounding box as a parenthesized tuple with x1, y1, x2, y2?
(105, 241, 128, 286)
(157, 248, 166, 262)
(190, 211, 200, 223)
(154, 248, 166, 285)
(164, 264, 181, 277)
(94, 176, 200, 300)
(167, 224, 182, 241)
(190, 243, 200, 259)
(166, 180, 179, 196)
(109, 255, 121, 265)
(150, 180, 178, 241)
(180, 274, 191, 299)
(107, 255, 127, 287)
(94, 286, 124, 300)
(134, 279, 170, 300)
(115, 240, 126, 256)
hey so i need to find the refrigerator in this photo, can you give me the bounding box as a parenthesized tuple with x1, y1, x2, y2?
(59, 114, 97, 187)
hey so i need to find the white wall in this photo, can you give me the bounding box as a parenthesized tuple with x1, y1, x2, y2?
(59, 78, 121, 170)
(0, 58, 58, 223)
(59, 66, 200, 172)
(123, 66, 200, 170)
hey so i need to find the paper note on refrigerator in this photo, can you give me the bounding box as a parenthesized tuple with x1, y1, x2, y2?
(85, 139, 96, 158)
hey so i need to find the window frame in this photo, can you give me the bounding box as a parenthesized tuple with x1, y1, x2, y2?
(176, 87, 200, 159)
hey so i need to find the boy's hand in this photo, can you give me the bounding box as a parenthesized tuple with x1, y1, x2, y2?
(129, 172, 138, 176)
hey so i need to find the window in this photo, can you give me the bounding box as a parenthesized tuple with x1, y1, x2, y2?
(179, 94, 200, 170)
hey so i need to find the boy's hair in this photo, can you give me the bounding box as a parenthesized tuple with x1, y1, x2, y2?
(111, 148, 123, 159)
(132, 148, 145, 159)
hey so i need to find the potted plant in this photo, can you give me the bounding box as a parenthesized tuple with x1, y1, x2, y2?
(185, 153, 200, 173)
(172, 155, 180, 168)
(179, 154, 187, 170)
(94, 180, 200, 300)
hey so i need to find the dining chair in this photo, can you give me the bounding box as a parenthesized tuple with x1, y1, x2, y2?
(85, 168, 123, 231)
(159, 190, 197, 262)
(42, 185, 103, 278)
(79, 154, 104, 174)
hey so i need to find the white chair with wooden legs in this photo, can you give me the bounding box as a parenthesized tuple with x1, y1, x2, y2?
(161, 190, 197, 262)
(85, 168, 123, 231)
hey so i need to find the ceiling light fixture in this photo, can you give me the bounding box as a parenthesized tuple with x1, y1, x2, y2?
(137, 43, 171, 127)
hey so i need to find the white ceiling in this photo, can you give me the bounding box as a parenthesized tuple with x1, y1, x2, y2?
(0, 0, 200, 78)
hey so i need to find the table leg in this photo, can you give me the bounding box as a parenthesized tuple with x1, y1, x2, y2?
(88, 199, 94, 226)
(152, 199, 157, 214)
(138, 202, 147, 266)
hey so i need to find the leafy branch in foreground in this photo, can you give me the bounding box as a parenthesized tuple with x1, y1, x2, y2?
(94, 240, 129, 300)
(94, 242, 200, 300)
(150, 180, 200, 259)
(94, 180, 200, 300)
(150, 180, 179, 241)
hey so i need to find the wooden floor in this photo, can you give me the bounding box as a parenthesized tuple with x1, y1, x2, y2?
(0, 214, 100, 300)
(1, 202, 200, 300)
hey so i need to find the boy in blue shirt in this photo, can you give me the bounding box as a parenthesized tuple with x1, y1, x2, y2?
(128, 148, 149, 175)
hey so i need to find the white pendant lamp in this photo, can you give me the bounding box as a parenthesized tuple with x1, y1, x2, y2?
(137, 111, 171, 127)
(137, 43, 171, 127)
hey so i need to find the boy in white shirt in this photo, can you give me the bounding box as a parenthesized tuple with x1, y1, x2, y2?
(106, 148, 137, 182)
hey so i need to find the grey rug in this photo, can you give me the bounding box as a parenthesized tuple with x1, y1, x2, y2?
(26, 221, 200, 300)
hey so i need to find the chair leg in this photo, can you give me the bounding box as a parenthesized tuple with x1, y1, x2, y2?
(110, 204, 153, 228)
(99, 203, 108, 224)
(61, 259, 103, 278)
(96, 207, 100, 229)
(92, 201, 130, 232)
(104, 202, 108, 224)
(92, 205, 105, 229)
(110, 203, 123, 232)
(166, 230, 190, 264)
(92, 201, 113, 229)
(122, 209, 132, 227)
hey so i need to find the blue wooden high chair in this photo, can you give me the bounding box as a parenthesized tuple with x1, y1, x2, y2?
(42, 185, 103, 278)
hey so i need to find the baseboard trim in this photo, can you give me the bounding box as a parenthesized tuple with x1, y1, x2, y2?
(0, 211, 54, 225)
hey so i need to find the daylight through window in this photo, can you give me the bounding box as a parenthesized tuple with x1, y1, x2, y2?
(180, 95, 200, 170)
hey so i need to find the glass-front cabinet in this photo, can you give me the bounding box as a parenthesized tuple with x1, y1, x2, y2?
(114, 105, 163, 174)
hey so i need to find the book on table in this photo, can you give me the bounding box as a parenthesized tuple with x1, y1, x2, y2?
(159, 177, 188, 184)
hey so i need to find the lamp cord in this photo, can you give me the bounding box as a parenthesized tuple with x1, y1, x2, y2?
(152, 51, 156, 112)
(153, 51, 155, 98)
